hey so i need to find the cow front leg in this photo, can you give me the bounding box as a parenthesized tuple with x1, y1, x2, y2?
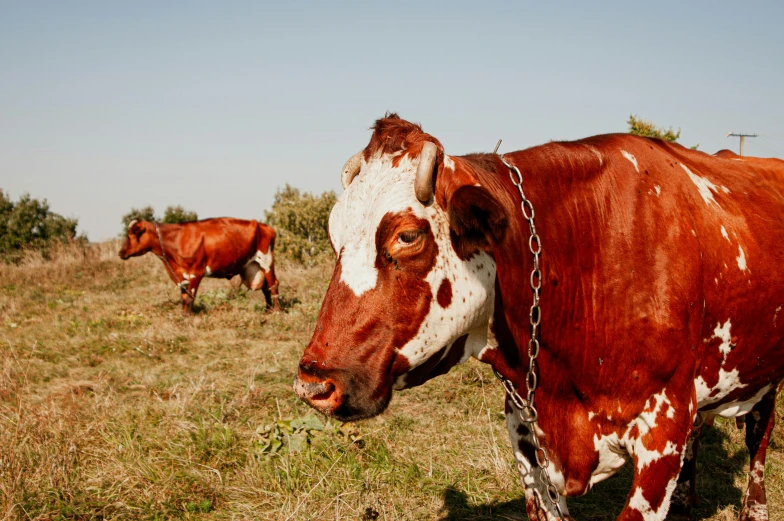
(618, 391, 694, 521)
(504, 397, 572, 521)
(180, 276, 202, 314)
(739, 386, 778, 521)
(670, 416, 705, 518)
(264, 268, 281, 312)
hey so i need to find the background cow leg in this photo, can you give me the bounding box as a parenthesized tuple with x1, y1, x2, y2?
(739, 386, 778, 521)
(180, 277, 202, 314)
(670, 417, 705, 518)
(262, 265, 281, 311)
(261, 280, 273, 309)
(504, 397, 571, 521)
(180, 288, 193, 314)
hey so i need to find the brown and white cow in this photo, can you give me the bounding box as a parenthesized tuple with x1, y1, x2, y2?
(294, 114, 784, 520)
(119, 217, 281, 313)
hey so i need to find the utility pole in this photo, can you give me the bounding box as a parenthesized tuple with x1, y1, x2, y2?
(726, 132, 758, 156)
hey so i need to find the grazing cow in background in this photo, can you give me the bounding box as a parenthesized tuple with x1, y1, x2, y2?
(119, 218, 281, 313)
(294, 114, 784, 520)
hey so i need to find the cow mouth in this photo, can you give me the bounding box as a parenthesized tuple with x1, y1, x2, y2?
(293, 373, 393, 422)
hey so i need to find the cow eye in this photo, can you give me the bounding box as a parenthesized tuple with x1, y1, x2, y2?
(398, 230, 422, 244)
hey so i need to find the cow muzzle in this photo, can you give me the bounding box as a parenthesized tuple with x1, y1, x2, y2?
(293, 370, 342, 416)
(294, 359, 393, 422)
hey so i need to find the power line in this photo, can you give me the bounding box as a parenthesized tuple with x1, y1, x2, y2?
(755, 136, 784, 158)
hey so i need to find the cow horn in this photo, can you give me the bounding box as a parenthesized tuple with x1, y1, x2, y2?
(415, 142, 438, 203)
(341, 152, 363, 189)
(128, 219, 138, 230)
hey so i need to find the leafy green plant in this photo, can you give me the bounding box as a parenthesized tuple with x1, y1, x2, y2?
(162, 205, 198, 224)
(0, 189, 83, 262)
(264, 184, 337, 265)
(120, 206, 156, 232)
(252, 414, 362, 457)
(120, 205, 198, 235)
(627, 114, 681, 142)
(627, 115, 699, 150)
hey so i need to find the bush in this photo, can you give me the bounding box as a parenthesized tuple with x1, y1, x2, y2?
(162, 205, 198, 224)
(0, 189, 84, 263)
(120, 205, 198, 234)
(627, 114, 681, 142)
(120, 206, 156, 232)
(264, 184, 337, 265)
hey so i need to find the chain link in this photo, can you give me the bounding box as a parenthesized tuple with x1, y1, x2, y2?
(494, 156, 565, 520)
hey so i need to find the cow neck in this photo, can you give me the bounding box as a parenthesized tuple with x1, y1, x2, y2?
(153, 222, 193, 298)
(480, 157, 551, 377)
(494, 147, 577, 366)
(492, 153, 566, 520)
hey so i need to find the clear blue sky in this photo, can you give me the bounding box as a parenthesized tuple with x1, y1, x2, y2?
(2, 1, 783, 241)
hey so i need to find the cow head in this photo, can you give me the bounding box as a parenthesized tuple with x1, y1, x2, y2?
(118, 220, 156, 259)
(294, 114, 510, 421)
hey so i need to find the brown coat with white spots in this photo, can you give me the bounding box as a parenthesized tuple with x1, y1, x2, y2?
(294, 114, 784, 521)
(119, 218, 280, 313)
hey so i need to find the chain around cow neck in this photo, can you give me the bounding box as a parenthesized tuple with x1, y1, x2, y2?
(494, 154, 565, 520)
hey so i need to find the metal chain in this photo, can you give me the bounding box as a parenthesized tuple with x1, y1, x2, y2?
(154, 222, 194, 299)
(494, 155, 565, 520)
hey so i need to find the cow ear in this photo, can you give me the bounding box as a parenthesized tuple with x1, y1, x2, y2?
(436, 159, 507, 258)
(129, 220, 145, 238)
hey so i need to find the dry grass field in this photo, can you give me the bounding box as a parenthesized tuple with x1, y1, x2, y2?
(0, 242, 782, 520)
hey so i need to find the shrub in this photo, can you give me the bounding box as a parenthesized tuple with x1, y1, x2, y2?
(120, 205, 198, 235)
(120, 206, 156, 232)
(264, 184, 337, 265)
(0, 189, 83, 263)
(162, 205, 198, 224)
(627, 115, 681, 142)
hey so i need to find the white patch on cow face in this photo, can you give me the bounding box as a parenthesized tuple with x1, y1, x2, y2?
(330, 154, 424, 296)
(654, 185, 661, 196)
(395, 248, 495, 372)
(737, 245, 747, 271)
(721, 226, 730, 242)
(682, 164, 720, 207)
(332, 151, 497, 379)
(621, 150, 639, 173)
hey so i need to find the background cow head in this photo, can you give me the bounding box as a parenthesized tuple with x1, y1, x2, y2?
(295, 114, 510, 421)
(118, 220, 156, 259)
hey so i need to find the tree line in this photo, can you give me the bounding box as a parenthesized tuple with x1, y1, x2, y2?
(2, 115, 689, 263)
